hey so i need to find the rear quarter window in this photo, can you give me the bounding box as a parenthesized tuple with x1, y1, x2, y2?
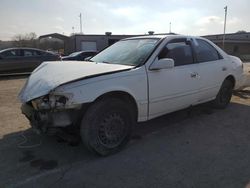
(33, 50, 42, 56)
(42, 52, 54, 56)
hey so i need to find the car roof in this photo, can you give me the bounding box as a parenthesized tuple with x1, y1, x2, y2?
(0, 47, 45, 52)
(122, 34, 205, 41)
(125, 34, 169, 40)
(3, 47, 44, 50)
(0, 47, 56, 55)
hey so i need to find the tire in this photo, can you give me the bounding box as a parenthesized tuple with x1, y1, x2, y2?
(80, 98, 135, 156)
(212, 79, 233, 109)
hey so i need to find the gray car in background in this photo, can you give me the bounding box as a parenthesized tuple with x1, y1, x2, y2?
(61, 51, 97, 61)
(0, 48, 61, 74)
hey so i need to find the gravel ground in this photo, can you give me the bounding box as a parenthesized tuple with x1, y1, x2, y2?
(0, 76, 250, 188)
(0, 77, 29, 138)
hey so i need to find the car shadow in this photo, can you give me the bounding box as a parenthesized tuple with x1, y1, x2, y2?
(0, 102, 217, 185)
(133, 102, 214, 139)
(1, 101, 250, 187)
(0, 74, 29, 81)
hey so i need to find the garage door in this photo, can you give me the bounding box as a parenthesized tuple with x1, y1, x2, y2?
(81, 41, 97, 51)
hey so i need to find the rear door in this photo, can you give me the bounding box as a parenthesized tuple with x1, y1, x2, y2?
(147, 38, 201, 119)
(191, 38, 229, 102)
(21, 49, 43, 72)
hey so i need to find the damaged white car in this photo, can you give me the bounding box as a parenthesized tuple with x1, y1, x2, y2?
(19, 35, 243, 155)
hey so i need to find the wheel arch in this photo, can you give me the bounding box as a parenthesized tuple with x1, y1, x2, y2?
(225, 75, 235, 88)
(94, 91, 139, 121)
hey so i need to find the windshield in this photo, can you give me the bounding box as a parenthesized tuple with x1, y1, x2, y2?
(91, 38, 159, 66)
(69, 52, 81, 57)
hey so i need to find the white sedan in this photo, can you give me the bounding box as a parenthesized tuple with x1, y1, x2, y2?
(19, 35, 244, 155)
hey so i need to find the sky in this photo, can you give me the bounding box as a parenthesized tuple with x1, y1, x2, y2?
(0, 0, 249, 40)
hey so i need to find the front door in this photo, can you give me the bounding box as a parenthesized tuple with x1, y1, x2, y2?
(147, 38, 200, 120)
(21, 49, 42, 72)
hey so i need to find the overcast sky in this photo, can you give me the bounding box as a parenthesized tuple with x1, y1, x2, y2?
(0, 0, 249, 40)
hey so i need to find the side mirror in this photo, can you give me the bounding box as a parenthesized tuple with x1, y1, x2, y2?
(150, 58, 174, 70)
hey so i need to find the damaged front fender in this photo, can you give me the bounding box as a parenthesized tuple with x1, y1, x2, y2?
(18, 61, 133, 103)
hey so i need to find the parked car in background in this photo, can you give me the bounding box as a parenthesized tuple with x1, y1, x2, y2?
(0, 47, 61, 74)
(19, 35, 243, 156)
(61, 51, 97, 61)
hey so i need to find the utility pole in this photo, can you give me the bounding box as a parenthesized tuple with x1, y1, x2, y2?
(223, 6, 227, 49)
(169, 22, 172, 33)
(79, 13, 83, 34)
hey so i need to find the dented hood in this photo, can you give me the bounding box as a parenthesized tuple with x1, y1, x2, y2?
(19, 61, 133, 102)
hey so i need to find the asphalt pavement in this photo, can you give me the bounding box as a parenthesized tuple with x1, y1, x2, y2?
(1, 78, 250, 188)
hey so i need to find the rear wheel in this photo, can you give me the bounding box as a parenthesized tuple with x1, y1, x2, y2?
(212, 79, 233, 109)
(80, 98, 134, 156)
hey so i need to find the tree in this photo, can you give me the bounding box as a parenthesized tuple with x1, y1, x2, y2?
(26, 32, 37, 40)
(236, 30, 247, 34)
(12, 32, 38, 47)
(39, 37, 64, 52)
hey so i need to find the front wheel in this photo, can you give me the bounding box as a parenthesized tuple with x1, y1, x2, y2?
(80, 98, 134, 156)
(212, 79, 233, 109)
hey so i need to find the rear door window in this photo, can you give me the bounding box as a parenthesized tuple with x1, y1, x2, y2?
(23, 50, 34, 57)
(33, 50, 42, 56)
(194, 39, 222, 63)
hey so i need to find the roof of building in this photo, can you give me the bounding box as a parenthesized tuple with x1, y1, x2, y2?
(203, 32, 250, 43)
(38, 32, 250, 44)
(39, 33, 69, 40)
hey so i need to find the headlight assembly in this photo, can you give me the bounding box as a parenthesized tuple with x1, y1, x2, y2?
(31, 95, 68, 110)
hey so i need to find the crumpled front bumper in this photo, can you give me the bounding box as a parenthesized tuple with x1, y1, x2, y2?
(21, 103, 76, 134)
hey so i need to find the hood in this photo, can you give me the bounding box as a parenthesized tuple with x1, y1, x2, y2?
(19, 61, 133, 102)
